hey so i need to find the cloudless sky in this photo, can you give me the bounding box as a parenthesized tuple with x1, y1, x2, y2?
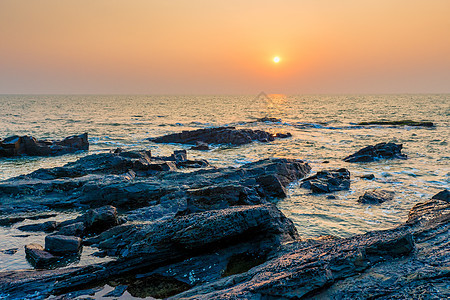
(1, 0, 449, 94)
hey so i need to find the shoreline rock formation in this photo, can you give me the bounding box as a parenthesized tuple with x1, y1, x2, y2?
(149, 127, 291, 146)
(0, 133, 88, 157)
(344, 142, 407, 162)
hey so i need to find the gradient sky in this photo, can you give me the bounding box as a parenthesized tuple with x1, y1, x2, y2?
(1, 0, 449, 94)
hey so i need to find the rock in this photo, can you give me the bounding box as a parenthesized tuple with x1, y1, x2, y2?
(0, 156, 310, 212)
(0, 216, 25, 226)
(45, 235, 82, 254)
(357, 120, 434, 127)
(56, 222, 86, 237)
(103, 285, 128, 297)
(255, 117, 282, 123)
(274, 132, 292, 139)
(149, 127, 290, 146)
(431, 189, 449, 202)
(358, 189, 395, 204)
(18, 221, 59, 233)
(343, 142, 407, 162)
(0, 133, 88, 157)
(25, 244, 59, 269)
(89, 204, 298, 259)
(300, 168, 350, 193)
(1, 197, 449, 299)
(172, 150, 187, 162)
(360, 174, 375, 180)
(190, 141, 210, 150)
(84, 206, 118, 233)
(0, 248, 18, 255)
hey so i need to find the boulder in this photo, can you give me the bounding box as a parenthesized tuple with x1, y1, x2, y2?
(25, 244, 59, 269)
(84, 206, 118, 233)
(149, 127, 290, 146)
(343, 142, 407, 162)
(300, 168, 350, 193)
(0, 133, 88, 157)
(431, 189, 449, 202)
(358, 189, 395, 204)
(45, 235, 82, 254)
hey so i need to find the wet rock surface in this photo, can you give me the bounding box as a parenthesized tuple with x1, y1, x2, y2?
(1, 196, 447, 299)
(358, 189, 395, 204)
(0, 147, 448, 299)
(432, 189, 449, 202)
(343, 142, 407, 162)
(149, 126, 291, 146)
(0, 133, 88, 157)
(300, 168, 350, 193)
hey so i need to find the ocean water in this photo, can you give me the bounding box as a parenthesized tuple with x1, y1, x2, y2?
(0, 94, 449, 270)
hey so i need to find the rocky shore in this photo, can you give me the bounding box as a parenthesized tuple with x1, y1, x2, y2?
(0, 133, 88, 157)
(0, 137, 448, 299)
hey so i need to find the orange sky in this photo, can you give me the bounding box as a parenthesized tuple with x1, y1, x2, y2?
(1, 0, 449, 94)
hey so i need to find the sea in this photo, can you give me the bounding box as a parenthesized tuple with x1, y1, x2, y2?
(0, 94, 449, 271)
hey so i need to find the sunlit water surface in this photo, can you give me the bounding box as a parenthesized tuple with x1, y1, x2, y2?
(0, 94, 448, 271)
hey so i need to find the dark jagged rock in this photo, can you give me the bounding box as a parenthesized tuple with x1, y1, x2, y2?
(431, 189, 450, 202)
(3, 198, 447, 299)
(344, 142, 407, 162)
(45, 235, 82, 255)
(149, 127, 290, 146)
(0, 133, 88, 157)
(56, 222, 86, 237)
(172, 199, 449, 299)
(18, 221, 59, 233)
(84, 205, 118, 233)
(358, 189, 395, 204)
(358, 120, 434, 127)
(190, 141, 210, 150)
(300, 168, 350, 193)
(87, 204, 298, 258)
(0, 156, 310, 212)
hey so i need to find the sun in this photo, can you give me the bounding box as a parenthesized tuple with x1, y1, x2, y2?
(273, 56, 280, 63)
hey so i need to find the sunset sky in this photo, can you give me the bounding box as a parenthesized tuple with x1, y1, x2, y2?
(1, 0, 449, 94)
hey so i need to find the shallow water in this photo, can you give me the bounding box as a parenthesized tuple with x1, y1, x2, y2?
(0, 94, 449, 271)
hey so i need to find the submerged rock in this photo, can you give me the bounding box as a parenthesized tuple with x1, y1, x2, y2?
(149, 127, 290, 146)
(358, 189, 395, 204)
(343, 142, 407, 162)
(300, 168, 350, 193)
(360, 174, 375, 180)
(358, 120, 434, 127)
(0, 133, 88, 157)
(190, 141, 210, 150)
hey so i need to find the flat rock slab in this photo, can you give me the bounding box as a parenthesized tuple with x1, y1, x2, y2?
(358, 189, 395, 204)
(344, 142, 407, 162)
(45, 235, 82, 254)
(149, 127, 291, 146)
(300, 168, 350, 193)
(0, 133, 88, 157)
